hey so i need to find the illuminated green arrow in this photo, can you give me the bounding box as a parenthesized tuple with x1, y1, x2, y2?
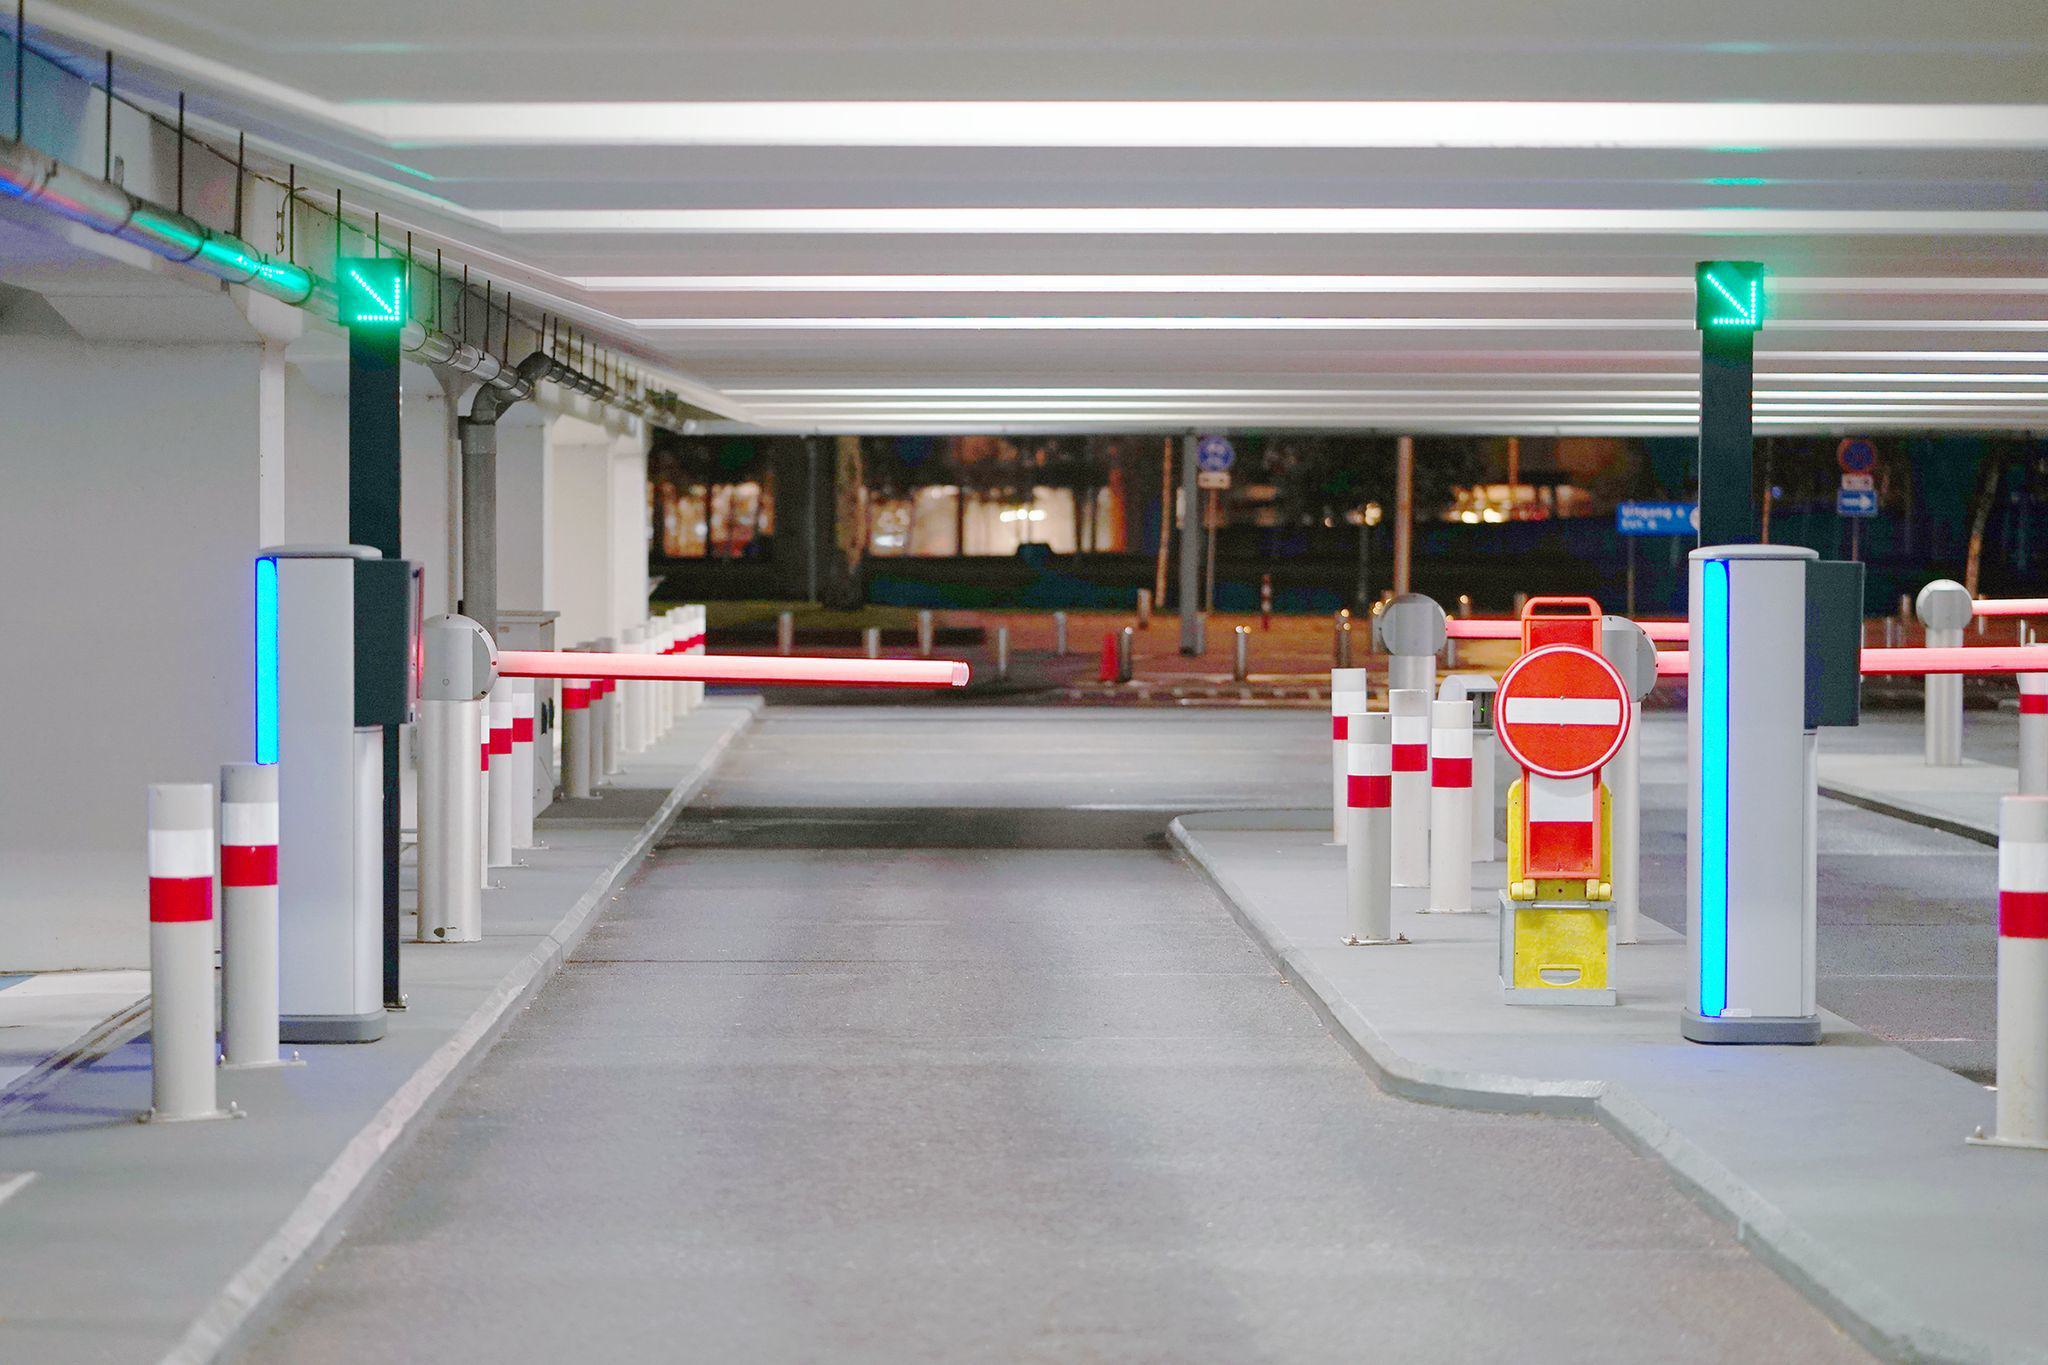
(1694, 261, 1767, 333)
(338, 256, 409, 328)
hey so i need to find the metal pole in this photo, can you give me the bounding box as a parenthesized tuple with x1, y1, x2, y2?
(1203, 488, 1218, 613)
(1626, 538, 1637, 619)
(510, 679, 537, 850)
(1331, 668, 1369, 842)
(863, 626, 881, 659)
(1117, 626, 1135, 683)
(777, 610, 795, 656)
(487, 678, 514, 867)
(1926, 626, 1964, 765)
(917, 609, 934, 658)
(1393, 435, 1415, 595)
(145, 783, 232, 1123)
(1699, 324, 1757, 545)
(2023, 675, 2048, 796)
(1153, 436, 1172, 610)
(996, 625, 1010, 681)
(1334, 615, 1353, 668)
(1136, 587, 1152, 628)
(1053, 610, 1068, 656)
(419, 693, 484, 940)
(220, 763, 289, 1068)
(1178, 433, 1202, 654)
(560, 679, 592, 800)
(1232, 625, 1249, 683)
(1611, 702, 1643, 943)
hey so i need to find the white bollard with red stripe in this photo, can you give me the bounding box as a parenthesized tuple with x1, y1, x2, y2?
(1390, 688, 1431, 886)
(1972, 796, 2048, 1150)
(1423, 698, 1478, 913)
(145, 783, 235, 1122)
(511, 679, 538, 850)
(220, 764, 292, 1069)
(1330, 668, 1370, 842)
(487, 678, 514, 868)
(561, 675, 593, 799)
(1343, 712, 1405, 945)
(2022, 675, 2047, 797)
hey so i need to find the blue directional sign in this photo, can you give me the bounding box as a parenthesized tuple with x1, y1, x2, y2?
(1195, 434, 1235, 472)
(1616, 501, 1698, 536)
(1837, 487, 1878, 518)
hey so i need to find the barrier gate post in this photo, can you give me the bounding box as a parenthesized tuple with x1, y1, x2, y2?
(1441, 674, 1499, 861)
(1377, 593, 1447, 697)
(511, 679, 537, 850)
(1344, 712, 1404, 945)
(1919, 579, 1973, 767)
(1599, 617, 1660, 945)
(419, 616, 494, 943)
(561, 672, 592, 800)
(220, 763, 292, 1069)
(1330, 668, 1370, 842)
(145, 782, 234, 1122)
(1972, 795, 2048, 1150)
(1390, 688, 1431, 886)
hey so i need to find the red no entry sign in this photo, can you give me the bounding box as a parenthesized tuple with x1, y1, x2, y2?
(1496, 644, 1631, 779)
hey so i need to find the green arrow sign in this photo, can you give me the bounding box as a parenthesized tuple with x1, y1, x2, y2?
(1695, 260, 1766, 332)
(338, 256, 409, 328)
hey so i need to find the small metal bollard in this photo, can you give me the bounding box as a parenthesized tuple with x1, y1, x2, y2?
(1117, 626, 1136, 683)
(777, 610, 795, 656)
(1884, 617, 1899, 647)
(144, 783, 236, 1123)
(1457, 593, 1473, 618)
(1053, 610, 1068, 656)
(1233, 625, 1249, 682)
(917, 609, 934, 658)
(1193, 612, 1208, 656)
(1899, 592, 1913, 623)
(1344, 713, 1403, 945)
(1334, 616, 1354, 668)
(1389, 688, 1431, 888)
(2021, 675, 2048, 796)
(863, 626, 881, 660)
(996, 625, 1010, 680)
(1260, 574, 1274, 631)
(1136, 588, 1152, 628)
(487, 678, 515, 868)
(1422, 699, 1478, 914)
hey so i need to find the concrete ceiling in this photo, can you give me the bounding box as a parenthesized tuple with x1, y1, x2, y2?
(28, 1, 2048, 434)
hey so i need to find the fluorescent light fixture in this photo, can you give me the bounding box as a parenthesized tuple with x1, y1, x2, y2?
(495, 207, 2048, 235)
(351, 101, 2048, 150)
(255, 556, 279, 765)
(640, 315, 2048, 334)
(1698, 558, 1730, 1019)
(576, 273, 2048, 296)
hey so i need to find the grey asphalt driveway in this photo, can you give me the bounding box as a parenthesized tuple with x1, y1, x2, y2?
(247, 709, 1863, 1363)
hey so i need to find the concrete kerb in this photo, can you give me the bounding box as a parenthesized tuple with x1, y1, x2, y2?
(163, 699, 759, 1365)
(1167, 808, 1998, 1365)
(1816, 781, 1999, 848)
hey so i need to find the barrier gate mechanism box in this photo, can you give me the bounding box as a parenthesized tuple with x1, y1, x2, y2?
(1684, 545, 1860, 1045)
(258, 545, 414, 1043)
(1496, 599, 1631, 1006)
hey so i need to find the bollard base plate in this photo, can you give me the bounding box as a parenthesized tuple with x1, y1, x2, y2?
(1418, 905, 1490, 915)
(1342, 934, 1410, 947)
(141, 1101, 244, 1124)
(1967, 1127, 2048, 1152)
(219, 1052, 305, 1071)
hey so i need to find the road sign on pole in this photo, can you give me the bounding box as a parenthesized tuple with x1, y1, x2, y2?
(1195, 434, 1235, 473)
(1496, 645, 1632, 780)
(1837, 438, 1877, 474)
(1837, 486, 1878, 518)
(1615, 501, 1698, 537)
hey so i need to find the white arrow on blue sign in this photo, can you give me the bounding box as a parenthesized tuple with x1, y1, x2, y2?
(1837, 487, 1878, 518)
(1195, 434, 1235, 472)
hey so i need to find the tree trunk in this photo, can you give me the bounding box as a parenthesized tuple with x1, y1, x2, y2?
(1964, 454, 2001, 596)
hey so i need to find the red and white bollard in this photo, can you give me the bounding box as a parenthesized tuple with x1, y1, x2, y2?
(2021, 675, 2047, 797)
(145, 783, 235, 1122)
(1390, 688, 1431, 887)
(220, 764, 292, 1068)
(1344, 712, 1404, 945)
(1973, 795, 2048, 1150)
(561, 676, 593, 799)
(1424, 698, 1477, 913)
(487, 678, 514, 869)
(1330, 668, 1370, 842)
(511, 679, 538, 850)
(688, 604, 707, 711)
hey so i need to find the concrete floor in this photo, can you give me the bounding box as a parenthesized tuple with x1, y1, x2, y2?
(247, 709, 1863, 1363)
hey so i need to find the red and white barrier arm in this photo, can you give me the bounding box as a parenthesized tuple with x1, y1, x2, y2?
(1447, 618, 1690, 643)
(1973, 598, 2048, 619)
(496, 649, 969, 689)
(1652, 644, 2048, 679)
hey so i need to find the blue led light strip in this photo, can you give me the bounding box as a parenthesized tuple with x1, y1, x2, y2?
(1699, 558, 1730, 1017)
(255, 557, 280, 764)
